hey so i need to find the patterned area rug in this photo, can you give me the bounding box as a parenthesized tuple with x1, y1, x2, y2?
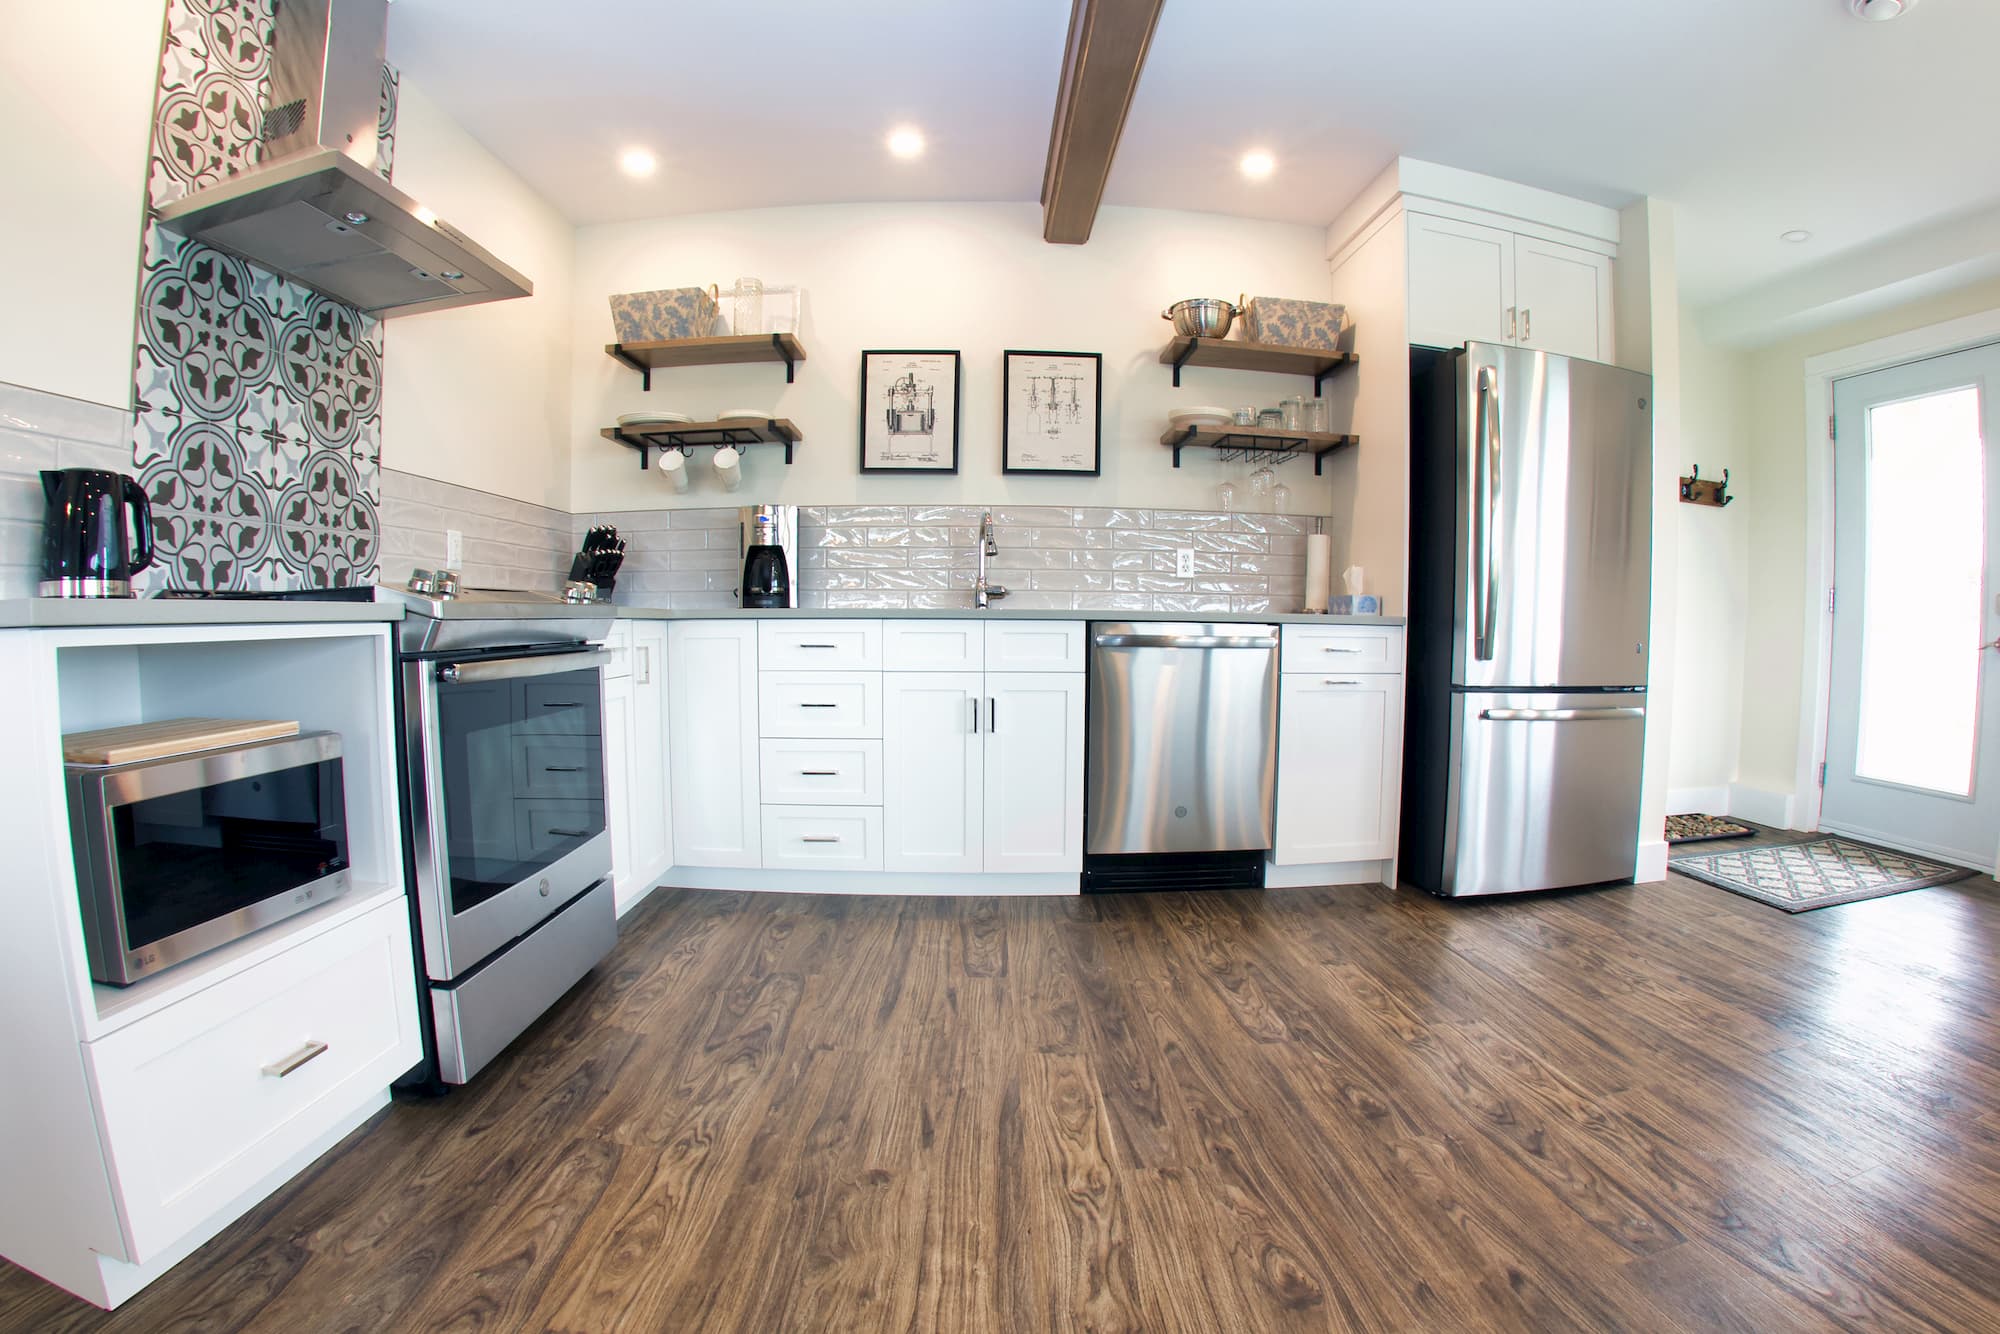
(1673, 837, 1974, 912)
(1665, 813, 1755, 844)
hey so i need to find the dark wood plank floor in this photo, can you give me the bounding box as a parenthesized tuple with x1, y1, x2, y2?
(5, 834, 1997, 1332)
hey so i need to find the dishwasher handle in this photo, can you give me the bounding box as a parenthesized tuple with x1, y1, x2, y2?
(1091, 632, 1278, 650)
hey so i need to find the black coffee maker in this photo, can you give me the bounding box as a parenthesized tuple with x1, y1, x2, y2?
(740, 507, 792, 609)
(40, 469, 155, 598)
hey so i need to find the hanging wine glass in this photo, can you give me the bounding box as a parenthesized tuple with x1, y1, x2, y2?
(1218, 480, 1237, 513)
(1271, 480, 1291, 514)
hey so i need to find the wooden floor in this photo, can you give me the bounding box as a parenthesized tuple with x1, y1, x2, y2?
(5, 833, 1998, 1332)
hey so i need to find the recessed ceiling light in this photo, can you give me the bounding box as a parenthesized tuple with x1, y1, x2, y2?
(887, 127, 926, 160)
(1240, 150, 1276, 181)
(1849, 0, 1918, 20)
(618, 146, 658, 179)
(1780, 228, 1813, 243)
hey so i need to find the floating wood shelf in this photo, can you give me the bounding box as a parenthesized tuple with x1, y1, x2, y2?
(1160, 336, 1357, 396)
(602, 418, 802, 470)
(605, 333, 807, 390)
(1160, 424, 1359, 476)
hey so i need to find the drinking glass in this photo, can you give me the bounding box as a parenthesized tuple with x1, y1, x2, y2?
(1218, 481, 1237, 513)
(733, 277, 763, 336)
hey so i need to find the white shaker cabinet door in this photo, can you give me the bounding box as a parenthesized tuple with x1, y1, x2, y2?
(667, 621, 761, 868)
(882, 672, 984, 873)
(1407, 213, 1514, 350)
(982, 672, 1085, 874)
(1514, 236, 1614, 363)
(1274, 674, 1404, 865)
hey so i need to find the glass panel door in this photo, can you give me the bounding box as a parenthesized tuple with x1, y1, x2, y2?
(1822, 343, 2000, 867)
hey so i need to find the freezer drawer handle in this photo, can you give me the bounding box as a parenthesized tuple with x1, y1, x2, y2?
(262, 1040, 329, 1079)
(1479, 707, 1645, 722)
(1092, 633, 1278, 649)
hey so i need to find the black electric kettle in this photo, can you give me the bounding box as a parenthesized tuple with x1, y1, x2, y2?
(40, 469, 155, 598)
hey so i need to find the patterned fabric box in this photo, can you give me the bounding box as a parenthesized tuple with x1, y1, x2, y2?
(608, 286, 717, 342)
(1242, 297, 1347, 351)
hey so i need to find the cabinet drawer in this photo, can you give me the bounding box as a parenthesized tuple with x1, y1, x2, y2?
(985, 620, 1085, 673)
(520, 677, 603, 736)
(1281, 625, 1403, 675)
(759, 619, 881, 670)
(82, 898, 420, 1262)
(758, 670, 882, 738)
(883, 620, 984, 672)
(512, 735, 604, 798)
(515, 797, 605, 860)
(761, 805, 884, 871)
(760, 739, 884, 805)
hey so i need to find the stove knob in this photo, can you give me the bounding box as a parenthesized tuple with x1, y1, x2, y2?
(407, 568, 437, 596)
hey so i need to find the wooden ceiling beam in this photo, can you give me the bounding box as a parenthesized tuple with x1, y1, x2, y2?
(1040, 0, 1167, 245)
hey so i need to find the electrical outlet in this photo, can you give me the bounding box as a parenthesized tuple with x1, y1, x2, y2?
(1174, 548, 1196, 578)
(445, 529, 463, 568)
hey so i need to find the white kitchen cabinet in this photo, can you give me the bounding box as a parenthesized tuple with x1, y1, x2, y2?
(758, 669, 883, 739)
(668, 620, 761, 868)
(883, 620, 983, 672)
(983, 672, 1086, 874)
(1407, 211, 1614, 363)
(761, 805, 885, 871)
(759, 739, 883, 806)
(1274, 674, 1405, 866)
(985, 620, 1085, 673)
(882, 672, 985, 872)
(604, 621, 671, 914)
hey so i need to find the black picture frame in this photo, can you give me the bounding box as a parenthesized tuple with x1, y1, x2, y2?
(1002, 350, 1103, 476)
(859, 349, 962, 474)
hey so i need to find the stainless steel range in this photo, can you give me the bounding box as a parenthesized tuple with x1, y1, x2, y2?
(384, 580, 618, 1086)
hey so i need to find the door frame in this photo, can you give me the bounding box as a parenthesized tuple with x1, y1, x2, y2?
(1794, 307, 2000, 875)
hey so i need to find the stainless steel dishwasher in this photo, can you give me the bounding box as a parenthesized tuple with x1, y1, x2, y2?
(1083, 623, 1280, 891)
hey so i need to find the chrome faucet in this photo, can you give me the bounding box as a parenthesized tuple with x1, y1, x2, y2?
(975, 511, 1008, 610)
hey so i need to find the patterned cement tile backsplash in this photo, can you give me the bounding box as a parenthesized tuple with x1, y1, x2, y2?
(575, 504, 1314, 613)
(131, 0, 397, 592)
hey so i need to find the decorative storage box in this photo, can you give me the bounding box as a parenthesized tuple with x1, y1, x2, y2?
(608, 286, 717, 342)
(1242, 297, 1347, 351)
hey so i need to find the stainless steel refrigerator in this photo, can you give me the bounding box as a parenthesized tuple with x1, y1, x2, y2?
(1401, 343, 1652, 897)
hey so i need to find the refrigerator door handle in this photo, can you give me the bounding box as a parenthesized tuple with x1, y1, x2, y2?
(1478, 707, 1646, 722)
(1474, 365, 1500, 661)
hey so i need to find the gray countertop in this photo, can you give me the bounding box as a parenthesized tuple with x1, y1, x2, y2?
(0, 596, 1400, 631)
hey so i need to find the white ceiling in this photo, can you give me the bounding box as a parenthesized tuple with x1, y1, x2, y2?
(388, 0, 2000, 311)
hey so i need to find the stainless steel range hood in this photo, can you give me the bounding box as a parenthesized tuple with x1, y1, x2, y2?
(153, 0, 531, 318)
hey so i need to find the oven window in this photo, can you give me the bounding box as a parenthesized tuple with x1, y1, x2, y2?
(113, 758, 348, 949)
(436, 664, 605, 915)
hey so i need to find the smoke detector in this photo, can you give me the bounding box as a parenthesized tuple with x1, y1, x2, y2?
(1849, 0, 1918, 20)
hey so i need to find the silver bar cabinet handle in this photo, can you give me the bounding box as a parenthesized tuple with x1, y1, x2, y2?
(801, 835, 841, 844)
(262, 1040, 329, 1078)
(1474, 364, 1500, 662)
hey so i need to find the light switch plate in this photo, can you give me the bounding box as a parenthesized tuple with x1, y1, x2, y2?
(1174, 548, 1196, 578)
(445, 529, 463, 568)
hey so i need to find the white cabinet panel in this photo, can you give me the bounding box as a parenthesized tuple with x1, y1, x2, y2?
(667, 621, 761, 867)
(82, 900, 419, 1263)
(983, 672, 1085, 873)
(1274, 674, 1405, 865)
(627, 622, 671, 885)
(1407, 213, 1514, 350)
(1280, 625, 1403, 675)
(758, 670, 882, 739)
(883, 672, 984, 872)
(758, 619, 881, 670)
(759, 739, 884, 806)
(603, 670, 635, 900)
(985, 621, 1085, 673)
(1514, 236, 1613, 362)
(884, 620, 984, 672)
(761, 805, 884, 871)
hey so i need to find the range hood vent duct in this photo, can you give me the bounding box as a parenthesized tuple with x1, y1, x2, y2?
(153, 0, 532, 318)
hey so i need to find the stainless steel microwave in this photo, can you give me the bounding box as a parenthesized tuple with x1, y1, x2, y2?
(66, 732, 352, 986)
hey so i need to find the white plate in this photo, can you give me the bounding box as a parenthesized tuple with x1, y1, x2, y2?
(618, 410, 693, 427)
(717, 407, 774, 422)
(1168, 406, 1233, 429)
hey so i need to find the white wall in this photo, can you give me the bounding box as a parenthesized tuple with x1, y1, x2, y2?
(0, 1, 159, 407)
(570, 203, 1346, 521)
(1667, 319, 1750, 812)
(379, 80, 576, 511)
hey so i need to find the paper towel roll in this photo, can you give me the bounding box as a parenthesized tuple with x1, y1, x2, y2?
(1304, 534, 1332, 612)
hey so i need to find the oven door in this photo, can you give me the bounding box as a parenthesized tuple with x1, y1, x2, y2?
(405, 646, 611, 982)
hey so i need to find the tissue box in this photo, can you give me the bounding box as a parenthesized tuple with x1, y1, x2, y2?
(608, 286, 717, 343)
(1242, 297, 1347, 351)
(1328, 594, 1380, 616)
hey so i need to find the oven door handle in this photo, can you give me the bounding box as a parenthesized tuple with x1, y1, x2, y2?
(437, 648, 611, 685)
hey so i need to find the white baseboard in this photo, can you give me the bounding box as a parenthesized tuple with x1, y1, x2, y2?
(662, 866, 1080, 896)
(1635, 839, 1670, 884)
(1728, 782, 1799, 830)
(1666, 785, 1732, 816)
(1264, 859, 1394, 889)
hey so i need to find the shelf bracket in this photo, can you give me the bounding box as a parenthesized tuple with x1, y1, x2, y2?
(610, 344, 652, 391)
(1314, 450, 1325, 477)
(1313, 365, 1329, 399)
(1170, 424, 1197, 467)
(1170, 339, 1199, 388)
(772, 333, 797, 384)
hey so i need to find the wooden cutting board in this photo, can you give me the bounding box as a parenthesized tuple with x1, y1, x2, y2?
(63, 718, 301, 766)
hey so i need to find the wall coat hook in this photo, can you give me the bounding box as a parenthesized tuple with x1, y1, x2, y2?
(1679, 465, 1733, 508)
